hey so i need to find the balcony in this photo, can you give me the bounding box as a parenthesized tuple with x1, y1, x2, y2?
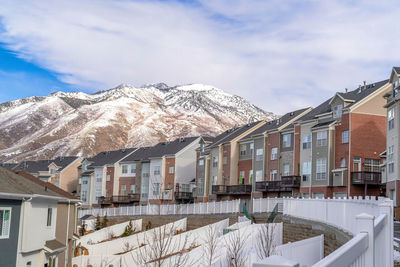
(174, 191, 193, 200)
(211, 184, 252, 195)
(98, 194, 140, 205)
(255, 176, 300, 192)
(351, 172, 381, 185)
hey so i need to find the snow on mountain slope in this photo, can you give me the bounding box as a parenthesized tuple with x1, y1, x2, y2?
(0, 83, 277, 162)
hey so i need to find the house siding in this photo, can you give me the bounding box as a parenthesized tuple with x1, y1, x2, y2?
(0, 199, 21, 267)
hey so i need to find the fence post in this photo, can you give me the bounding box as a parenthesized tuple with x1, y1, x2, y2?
(379, 199, 394, 267)
(356, 213, 375, 267)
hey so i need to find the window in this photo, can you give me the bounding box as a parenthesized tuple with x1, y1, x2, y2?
(0, 208, 11, 239)
(282, 134, 291, 148)
(201, 143, 205, 153)
(169, 166, 174, 174)
(81, 191, 87, 202)
(302, 135, 311, 149)
(153, 183, 160, 195)
(223, 156, 227, 165)
(106, 175, 111, 181)
(283, 164, 290, 176)
(388, 146, 394, 173)
(316, 158, 327, 180)
(96, 173, 102, 182)
(82, 180, 88, 185)
(256, 149, 263, 161)
(389, 108, 395, 130)
(250, 143, 254, 155)
(256, 170, 263, 182)
(26, 262, 32, 266)
(302, 162, 311, 181)
(95, 188, 102, 197)
(199, 159, 204, 166)
(47, 208, 52, 227)
(154, 166, 161, 175)
(50, 168, 57, 174)
(130, 184, 136, 194)
(130, 164, 136, 174)
(239, 171, 245, 184)
(122, 165, 128, 174)
(333, 104, 343, 119)
(212, 176, 218, 185)
(121, 184, 127, 196)
(340, 158, 346, 167)
(212, 157, 218, 168)
(249, 170, 253, 184)
(316, 131, 328, 147)
(271, 147, 278, 160)
(270, 170, 277, 181)
(365, 159, 380, 172)
(240, 145, 246, 156)
(342, 130, 349, 143)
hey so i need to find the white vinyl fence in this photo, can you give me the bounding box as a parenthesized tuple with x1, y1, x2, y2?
(78, 200, 241, 218)
(253, 196, 393, 267)
(79, 219, 142, 246)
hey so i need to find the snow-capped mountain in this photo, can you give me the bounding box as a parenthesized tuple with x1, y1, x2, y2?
(0, 83, 277, 162)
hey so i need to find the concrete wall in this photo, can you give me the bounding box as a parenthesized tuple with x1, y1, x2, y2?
(0, 199, 21, 267)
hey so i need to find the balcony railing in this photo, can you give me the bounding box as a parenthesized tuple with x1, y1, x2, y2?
(174, 191, 193, 200)
(211, 184, 251, 195)
(351, 172, 381, 185)
(255, 176, 300, 192)
(98, 194, 140, 205)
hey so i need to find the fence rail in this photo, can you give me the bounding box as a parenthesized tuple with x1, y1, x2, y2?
(78, 199, 241, 218)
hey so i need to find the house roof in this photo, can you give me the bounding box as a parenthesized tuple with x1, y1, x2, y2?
(120, 146, 156, 162)
(80, 214, 95, 220)
(44, 239, 66, 253)
(209, 120, 262, 148)
(299, 80, 388, 122)
(12, 170, 78, 199)
(0, 167, 62, 197)
(311, 120, 336, 129)
(147, 137, 199, 158)
(4, 156, 79, 174)
(89, 148, 136, 166)
(240, 108, 310, 141)
(394, 67, 400, 74)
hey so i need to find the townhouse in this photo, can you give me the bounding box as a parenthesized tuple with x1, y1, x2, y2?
(145, 137, 201, 204)
(1, 156, 82, 195)
(296, 79, 390, 199)
(198, 120, 267, 201)
(0, 167, 79, 267)
(238, 108, 312, 198)
(79, 148, 136, 208)
(383, 67, 400, 207)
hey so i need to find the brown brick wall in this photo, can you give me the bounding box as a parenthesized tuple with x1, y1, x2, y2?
(238, 159, 252, 184)
(294, 125, 301, 176)
(164, 158, 175, 191)
(266, 132, 280, 181)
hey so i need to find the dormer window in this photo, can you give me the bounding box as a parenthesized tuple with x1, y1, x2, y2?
(50, 169, 56, 174)
(333, 104, 343, 119)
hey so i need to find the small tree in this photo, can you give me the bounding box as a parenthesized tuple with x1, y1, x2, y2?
(202, 224, 220, 265)
(102, 214, 108, 228)
(122, 220, 135, 237)
(224, 229, 248, 267)
(95, 215, 101, 231)
(255, 223, 276, 260)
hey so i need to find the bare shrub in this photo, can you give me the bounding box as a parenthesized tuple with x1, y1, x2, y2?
(255, 223, 276, 260)
(202, 224, 220, 265)
(223, 229, 249, 267)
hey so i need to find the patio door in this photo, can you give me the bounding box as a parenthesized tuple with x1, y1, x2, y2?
(353, 157, 361, 172)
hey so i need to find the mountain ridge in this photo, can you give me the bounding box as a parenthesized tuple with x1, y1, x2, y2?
(0, 83, 277, 162)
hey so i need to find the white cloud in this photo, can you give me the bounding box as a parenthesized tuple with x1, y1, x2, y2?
(0, 0, 399, 114)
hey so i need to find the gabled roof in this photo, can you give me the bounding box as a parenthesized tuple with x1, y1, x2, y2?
(89, 148, 136, 167)
(12, 170, 78, 199)
(120, 146, 155, 162)
(394, 67, 400, 74)
(3, 156, 79, 174)
(240, 108, 310, 141)
(298, 80, 388, 122)
(209, 120, 262, 148)
(148, 137, 199, 158)
(0, 167, 62, 197)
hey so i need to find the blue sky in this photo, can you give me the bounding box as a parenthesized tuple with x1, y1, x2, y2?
(0, 0, 399, 113)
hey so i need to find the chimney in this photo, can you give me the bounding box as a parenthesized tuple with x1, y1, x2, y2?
(358, 85, 362, 93)
(363, 81, 367, 90)
(345, 88, 348, 93)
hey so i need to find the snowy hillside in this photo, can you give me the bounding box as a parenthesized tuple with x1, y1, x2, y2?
(0, 83, 277, 162)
